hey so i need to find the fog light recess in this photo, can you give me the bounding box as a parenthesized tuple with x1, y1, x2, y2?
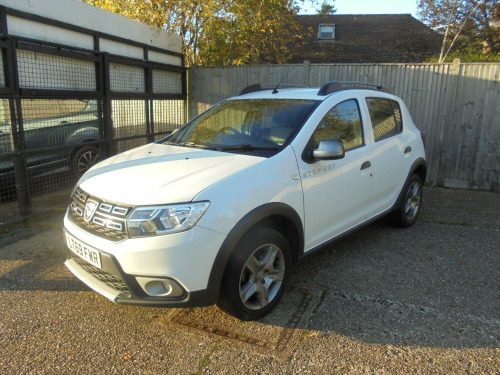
(135, 277, 185, 297)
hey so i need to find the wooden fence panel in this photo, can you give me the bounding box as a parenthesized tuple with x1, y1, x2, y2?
(188, 62, 500, 191)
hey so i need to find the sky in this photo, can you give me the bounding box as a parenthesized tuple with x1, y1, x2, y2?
(299, 0, 419, 18)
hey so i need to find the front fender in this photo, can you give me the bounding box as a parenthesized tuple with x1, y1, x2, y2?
(65, 125, 100, 146)
(203, 202, 304, 303)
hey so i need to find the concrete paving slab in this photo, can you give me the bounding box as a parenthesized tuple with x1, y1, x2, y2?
(295, 220, 500, 323)
(290, 332, 500, 374)
(0, 290, 217, 374)
(164, 287, 320, 358)
(422, 187, 500, 229)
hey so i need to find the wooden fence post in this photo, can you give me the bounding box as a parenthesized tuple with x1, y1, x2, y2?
(303, 60, 310, 87)
(437, 58, 461, 187)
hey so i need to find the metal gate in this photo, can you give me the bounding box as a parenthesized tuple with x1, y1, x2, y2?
(0, 6, 187, 225)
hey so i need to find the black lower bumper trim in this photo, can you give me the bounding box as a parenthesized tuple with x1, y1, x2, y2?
(115, 289, 217, 308)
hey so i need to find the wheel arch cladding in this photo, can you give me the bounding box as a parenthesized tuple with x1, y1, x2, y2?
(413, 162, 427, 184)
(393, 158, 427, 211)
(205, 202, 304, 301)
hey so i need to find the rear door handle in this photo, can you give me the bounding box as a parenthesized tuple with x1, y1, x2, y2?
(360, 161, 371, 170)
(404, 146, 412, 154)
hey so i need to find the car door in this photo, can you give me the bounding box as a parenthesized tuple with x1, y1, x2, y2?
(294, 96, 375, 251)
(362, 96, 412, 213)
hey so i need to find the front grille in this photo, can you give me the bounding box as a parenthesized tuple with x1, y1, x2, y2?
(71, 253, 131, 294)
(68, 188, 133, 242)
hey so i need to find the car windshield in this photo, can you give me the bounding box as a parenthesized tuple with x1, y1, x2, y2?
(161, 99, 319, 156)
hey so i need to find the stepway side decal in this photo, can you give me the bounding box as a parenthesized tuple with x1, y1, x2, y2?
(301, 163, 335, 179)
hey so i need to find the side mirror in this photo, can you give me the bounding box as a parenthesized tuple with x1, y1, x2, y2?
(312, 140, 345, 160)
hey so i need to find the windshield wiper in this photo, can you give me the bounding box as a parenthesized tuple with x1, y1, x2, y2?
(221, 144, 280, 152)
(166, 141, 218, 150)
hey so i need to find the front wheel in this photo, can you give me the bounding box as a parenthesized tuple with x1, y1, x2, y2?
(71, 146, 101, 178)
(390, 174, 423, 227)
(217, 226, 292, 321)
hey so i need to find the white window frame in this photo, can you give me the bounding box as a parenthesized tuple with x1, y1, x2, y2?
(318, 24, 335, 40)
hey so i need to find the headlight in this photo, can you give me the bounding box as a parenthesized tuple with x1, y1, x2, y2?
(127, 201, 209, 237)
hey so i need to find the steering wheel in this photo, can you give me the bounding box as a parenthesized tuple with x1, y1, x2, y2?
(219, 127, 240, 135)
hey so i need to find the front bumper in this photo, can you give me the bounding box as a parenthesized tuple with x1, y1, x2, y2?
(65, 255, 216, 307)
(63, 211, 226, 307)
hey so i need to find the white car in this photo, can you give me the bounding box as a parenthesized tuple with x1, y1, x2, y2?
(63, 81, 426, 320)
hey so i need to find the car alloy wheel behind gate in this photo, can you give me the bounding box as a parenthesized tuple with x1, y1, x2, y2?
(72, 146, 101, 177)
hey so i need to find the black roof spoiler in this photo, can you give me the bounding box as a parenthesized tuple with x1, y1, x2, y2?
(317, 81, 391, 96)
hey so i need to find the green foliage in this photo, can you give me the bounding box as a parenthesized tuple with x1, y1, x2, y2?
(418, 0, 500, 60)
(197, 0, 303, 66)
(317, 1, 336, 15)
(426, 51, 500, 62)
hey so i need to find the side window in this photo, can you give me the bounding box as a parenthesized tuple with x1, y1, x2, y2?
(392, 101, 403, 132)
(366, 98, 403, 142)
(312, 99, 363, 151)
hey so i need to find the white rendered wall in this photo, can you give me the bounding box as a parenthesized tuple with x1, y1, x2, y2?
(0, 0, 183, 64)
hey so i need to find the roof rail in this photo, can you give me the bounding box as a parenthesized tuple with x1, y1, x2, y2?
(317, 81, 391, 96)
(239, 83, 306, 96)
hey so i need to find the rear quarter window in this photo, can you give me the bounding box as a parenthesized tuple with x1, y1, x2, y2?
(366, 98, 403, 142)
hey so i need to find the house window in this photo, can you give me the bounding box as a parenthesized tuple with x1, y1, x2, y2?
(318, 24, 335, 40)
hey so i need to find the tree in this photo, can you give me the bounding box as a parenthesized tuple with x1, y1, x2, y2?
(83, 0, 317, 66)
(418, 0, 500, 62)
(197, 0, 305, 65)
(317, 1, 336, 15)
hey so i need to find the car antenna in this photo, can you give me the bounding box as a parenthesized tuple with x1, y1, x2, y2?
(272, 66, 295, 94)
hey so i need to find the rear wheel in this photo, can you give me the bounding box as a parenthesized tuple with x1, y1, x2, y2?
(71, 146, 101, 177)
(217, 226, 291, 321)
(390, 174, 423, 227)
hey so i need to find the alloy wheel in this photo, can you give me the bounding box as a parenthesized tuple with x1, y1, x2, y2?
(239, 244, 285, 310)
(405, 181, 421, 220)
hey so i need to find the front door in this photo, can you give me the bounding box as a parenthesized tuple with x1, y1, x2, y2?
(295, 98, 374, 251)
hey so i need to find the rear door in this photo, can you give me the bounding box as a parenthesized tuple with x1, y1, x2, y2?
(361, 96, 412, 213)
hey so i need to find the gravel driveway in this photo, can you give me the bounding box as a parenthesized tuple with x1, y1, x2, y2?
(0, 187, 499, 374)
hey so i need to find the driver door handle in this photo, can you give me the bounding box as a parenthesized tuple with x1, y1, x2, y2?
(360, 161, 371, 170)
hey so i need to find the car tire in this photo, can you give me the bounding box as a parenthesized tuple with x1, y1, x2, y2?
(217, 226, 292, 321)
(390, 174, 423, 227)
(71, 146, 101, 178)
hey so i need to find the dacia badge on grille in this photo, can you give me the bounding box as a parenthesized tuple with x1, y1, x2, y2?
(83, 199, 99, 222)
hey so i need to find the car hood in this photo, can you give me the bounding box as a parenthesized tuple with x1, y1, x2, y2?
(78, 143, 264, 205)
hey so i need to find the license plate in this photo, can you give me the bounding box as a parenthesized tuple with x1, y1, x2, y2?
(65, 232, 102, 269)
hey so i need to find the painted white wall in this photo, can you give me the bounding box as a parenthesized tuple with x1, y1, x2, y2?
(99, 39, 144, 60)
(148, 50, 183, 67)
(1, 0, 183, 63)
(7, 16, 94, 50)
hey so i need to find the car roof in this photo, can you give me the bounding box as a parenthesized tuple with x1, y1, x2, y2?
(231, 87, 398, 101)
(232, 88, 321, 100)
